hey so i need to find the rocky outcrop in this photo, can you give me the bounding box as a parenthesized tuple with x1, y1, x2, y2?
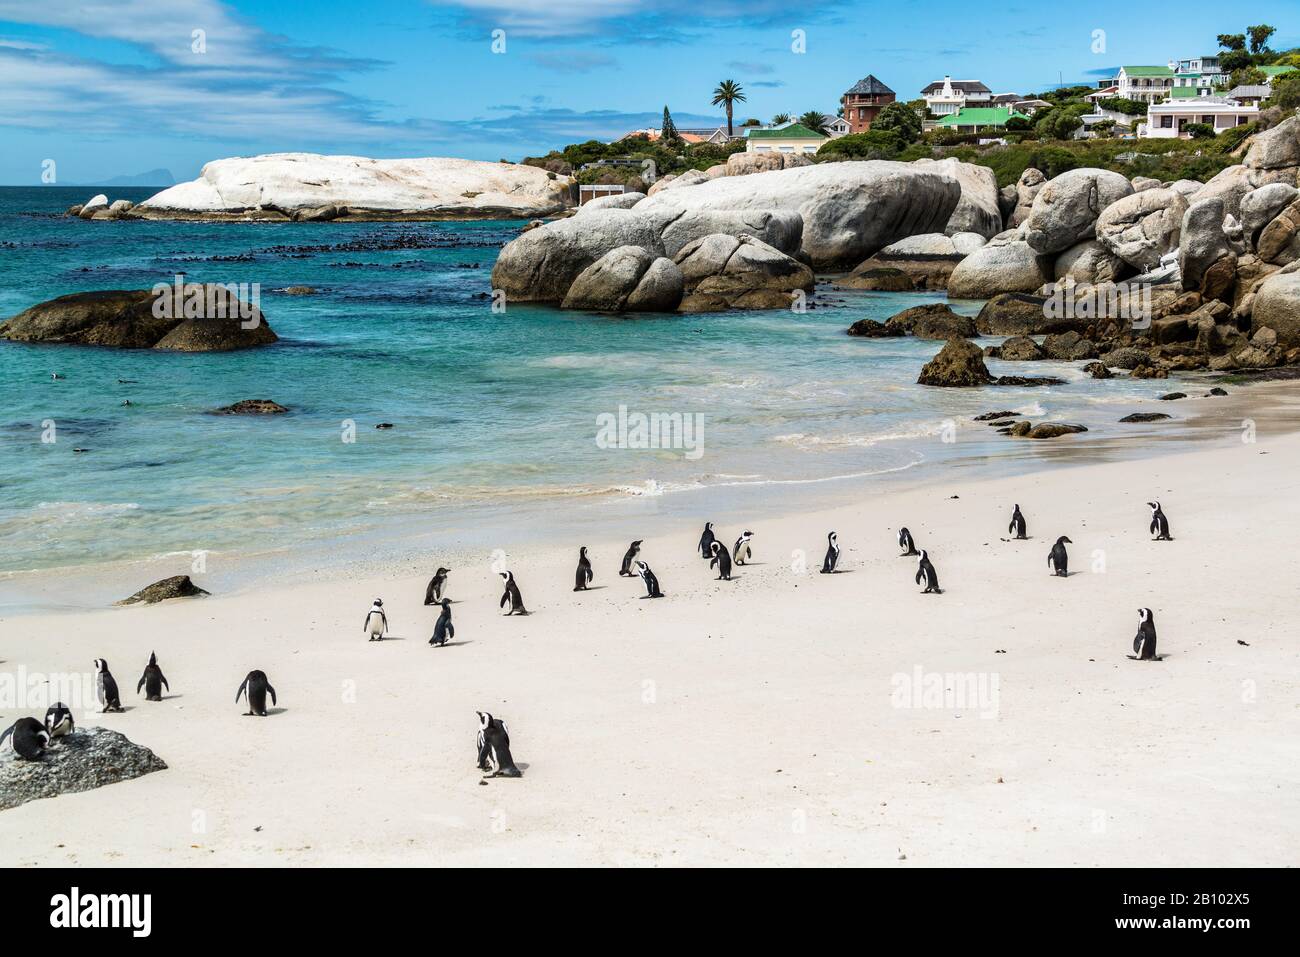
(975, 293, 1068, 336)
(1193, 164, 1252, 220)
(1256, 199, 1300, 266)
(724, 152, 813, 176)
(117, 575, 210, 605)
(948, 237, 1051, 298)
(844, 232, 986, 290)
(1179, 198, 1235, 294)
(1025, 422, 1088, 439)
(1094, 187, 1188, 271)
(917, 337, 994, 386)
(636, 160, 962, 269)
(999, 335, 1045, 360)
(1243, 114, 1300, 188)
(884, 303, 977, 339)
(1041, 330, 1097, 360)
(134, 153, 573, 220)
(646, 169, 709, 195)
(0, 727, 167, 811)
(1023, 168, 1134, 255)
(211, 399, 289, 415)
(1054, 239, 1127, 284)
(846, 318, 905, 338)
(77, 194, 109, 219)
(913, 157, 1003, 238)
(0, 288, 276, 352)
(560, 246, 684, 311)
(576, 191, 645, 213)
(675, 234, 814, 311)
(1119, 412, 1171, 422)
(1251, 270, 1300, 350)
(1008, 168, 1047, 228)
(835, 267, 915, 291)
(1240, 183, 1298, 251)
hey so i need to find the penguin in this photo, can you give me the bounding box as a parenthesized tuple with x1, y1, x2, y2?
(915, 549, 941, 594)
(1047, 536, 1072, 577)
(1, 718, 50, 761)
(1148, 501, 1172, 541)
(44, 702, 74, 739)
(732, 530, 754, 565)
(1130, 608, 1160, 660)
(697, 522, 717, 559)
(634, 560, 664, 598)
(92, 658, 123, 713)
(429, 598, 454, 646)
(236, 670, 277, 716)
(574, 546, 593, 591)
(136, 651, 170, 701)
(424, 568, 450, 605)
(820, 531, 840, 574)
(499, 571, 528, 615)
(709, 540, 733, 581)
(619, 540, 642, 577)
(363, 598, 389, 641)
(1009, 504, 1027, 540)
(476, 711, 522, 778)
(898, 527, 919, 556)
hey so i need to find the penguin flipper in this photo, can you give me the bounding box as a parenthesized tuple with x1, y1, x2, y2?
(447, 622, 455, 639)
(1133, 634, 1143, 655)
(0, 723, 13, 749)
(499, 591, 509, 608)
(235, 678, 248, 703)
(267, 684, 277, 707)
(137, 673, 147, 694)
(915, 568, 924, 585)
(160, 673, 170, 692)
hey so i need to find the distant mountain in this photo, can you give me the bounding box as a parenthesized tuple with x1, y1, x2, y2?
(79, 169, 175, 188)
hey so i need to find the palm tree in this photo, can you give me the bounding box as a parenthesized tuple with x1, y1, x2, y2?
(711, 80, 747, 137)
(771, 112, 791, 125)
(799, 110, 829, 133)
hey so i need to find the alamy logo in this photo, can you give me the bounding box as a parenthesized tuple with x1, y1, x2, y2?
(50, 888, 151, 937)
(595, 405, 704, 460)
(151, 275, 261, 328)
(890, 666, 1000, 719)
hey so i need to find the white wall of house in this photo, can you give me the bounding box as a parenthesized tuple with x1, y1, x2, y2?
(1142, 102, 1258, 138)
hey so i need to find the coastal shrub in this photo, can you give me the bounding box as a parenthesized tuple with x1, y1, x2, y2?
(1270, 74, 1300, 110)
(1184, 123, 1215, 140)
(1212, 121, 1257, 153)
(872, 102, 923, 142)
(817, 129, 903, 160)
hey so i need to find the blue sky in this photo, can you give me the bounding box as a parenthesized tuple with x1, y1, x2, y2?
(0, 0, 1295, 184)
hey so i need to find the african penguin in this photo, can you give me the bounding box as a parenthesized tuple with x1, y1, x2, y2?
(732, 530, 754, 565)
(1047, 536, 1072, 577)
(574, 546, 593, 591)
(476, 711, 522, 778)
(915, 550, 941, 594)
(92, 658, 123, 713)
(499, 571, 528, 615)
(1, 718, 50, 761)
(1131, 608, 1160, 660)
(424, 568, 450, 605)
(820, 531, 840, 574)
(709, 540, 733, 581)
(363, 599, 389, 641)
(898, 527, 919, 556)
(429, 598, 454, 646)
(619, 540, 642, 577)
(44, 702, 74, 739)
(697, 522, 717, 559)
(136, 651, 170, 701)
(1009, 505, 1027, 540)
(236, 670, 277, 716)
(634, 560, 664, 598)
(1148, 501, 1172, 541)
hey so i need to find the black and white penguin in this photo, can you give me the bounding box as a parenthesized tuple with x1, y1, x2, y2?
(1148, 501, 1172, 541)
(732, 530, 754, 565)
(820, 531, 840, 574)
(619, 540, 643, 577)
(44, 702, 74, 739)
(574, 546, 593, 591)
(1, 718, 50, 761)
(697, 522, 717, 559)
(709, 540, 733, 581)
(236, 670, 277, 716)
(136, 652, 170, 701)
(1009, 504, 1027, 540)
(898, 527, 919, 556)
(634, 560, 664, 598)
(1131, 608, 1160, 660)
(476, 711, 522, 778)
(915, 549, 941, 594)
(363, 598, 389, 641)
(429, 598, 454, 646)
(92, 658, 123, 713)
(499, 571, 528, 615)
(424, 567, 450, 605)
(1047, 536, 1072, 577)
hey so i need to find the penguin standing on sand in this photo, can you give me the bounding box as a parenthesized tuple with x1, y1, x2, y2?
(1130, 608, 1160, 660)
(424, 568, 450, 605)
(44, 703, 74, 739)
(499, 571, 528, 615)
(1148, 502, 1172, 541)
(236, 670, 277, 716)
(429, 598, 454, 646)
(363, 599, 389, 641)
(574, 546, 593, 591)
(1, 718, 50, 761)
(1047, 536, 1072, 577)
(915, 549, 941, 594)
(733, 530, 754, 566)
(1009, 505, 1027, 540)
(619, 540, 642, 577)
(709, 541, 733, 581)
(92, 658, 123, 713)
(697, 523, 717, 559)
(820, 532, 841, 574)
(136, 652, 170, 701)
(898, 527, 919, 556)
(476, 711, 522, 778)
(634, 560, 664, 598)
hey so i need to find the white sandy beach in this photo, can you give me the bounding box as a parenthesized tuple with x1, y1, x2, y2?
(2, 414, 1299, 867)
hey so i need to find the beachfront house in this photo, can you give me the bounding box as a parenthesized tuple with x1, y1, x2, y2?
(922, 76, 993, 117)
(1115, 66, 1175, 103)
(934, 106, 1029, 133)
(1141, 97, 1258, 139)
(745, 123, 827, 154)
(821, 116, 851, 138)
(840, 75, 896, 133)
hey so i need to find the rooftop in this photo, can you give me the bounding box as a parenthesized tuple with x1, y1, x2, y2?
(1261, 65, 1298, 77)
(1226, 85, 1272, 99)
(843, 74, 895, 96)
(936, 107, 1029, 127)
(746, 123, 826, 139)
(922, 79, 992, 94)
(1122, 66, 1175, 77)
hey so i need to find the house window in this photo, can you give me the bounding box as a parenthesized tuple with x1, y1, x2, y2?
(1160, 115, 1174, 128)
(1201, 115, 1213, 124)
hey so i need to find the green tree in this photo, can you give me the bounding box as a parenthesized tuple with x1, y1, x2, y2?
(1229, 67, 1267, 88)
(1247, 24, 1276, 54)
(1220, 49, 1252, 73)
(1184, 123, 1215, 139)
(741, 117, 761, 127)
(711, 80, 747, 137)
(1005, 115, 1032, 132)
(816, 129, 903, 160)
(661, 106, 679, 143)
(771, 112, 791, 125)
(1270, 73, 1300, 110)
(1218, 33, 1246, 51)
(873, 101, 923, 142)
(798, 110, 829, 132)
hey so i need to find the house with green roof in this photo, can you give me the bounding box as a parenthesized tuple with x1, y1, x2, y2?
(935, 107, 1029, 132)
(1260, 64, 1298, 80)
(1116, 65, 1175, 103)
(745, 123, 827, 155)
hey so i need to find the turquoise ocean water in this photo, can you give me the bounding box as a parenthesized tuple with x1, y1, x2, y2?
(0, 186, 1218, 589)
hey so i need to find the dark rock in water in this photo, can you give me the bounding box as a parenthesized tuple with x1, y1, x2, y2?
(0, 727, 166, 811)
(0, 288, 276, 352)
(117, 575, 209, 606)
(918, 338, 993, 387)
(846, 318, 905, 338)
(1120, 413, 1172, 422)
(375, 422, 395, 430)
(999, 335, 1044, 361)
(974, 410, 1018, 421)
(994, 375, 1066, 386)
(835, 267, 915, 291)
(975, 292, 1081, 336)
(1206, 387, 1228, 396)
(1158, 392, 1187, 401)
(1083, 361, 1112, 379)
(1009, 421, 1033, 436)
(1026, 423, 1088, 438)
(1099, 347, 1148, 370)
(886, 303, 976, 340)
(211, 399, 288, 415)
(276, 286, 317, 296)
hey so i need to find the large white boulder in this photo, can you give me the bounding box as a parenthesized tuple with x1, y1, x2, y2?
(1094, 187, 1188, 270)
(1023, 168, 1134, 255)
(912, 157, 1003, 239)
(948, 238, 1051, 298)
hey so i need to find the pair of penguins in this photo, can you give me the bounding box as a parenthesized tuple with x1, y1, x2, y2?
(696, 523, 754, 581)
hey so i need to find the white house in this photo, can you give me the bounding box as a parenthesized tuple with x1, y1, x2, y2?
(922, 76, 992, 117)
(821, 116, 851, 138)
(1115, 66, 1175, 103)
(1142, 97, 1258, 139)
(745, 123, 826, 154)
